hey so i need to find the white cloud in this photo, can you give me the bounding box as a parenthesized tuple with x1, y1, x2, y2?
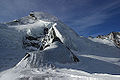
(74, 13, 108, 29)
(71, 0, 120, 30)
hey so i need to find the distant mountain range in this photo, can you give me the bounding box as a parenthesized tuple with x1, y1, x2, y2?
(89, 32, 120, 48)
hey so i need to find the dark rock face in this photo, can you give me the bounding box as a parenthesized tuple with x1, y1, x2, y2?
(96, 32, 120, 48)
(52, 37, 62, 43)
(73, 55, 79, 62)
(22, 36, 40, 50)
(22, 26, 79, 63)
(26, 36, 38, 40)
(22, 27, 50, 51)
(44, 28, 49, 35)
(29, 13, 35, 17)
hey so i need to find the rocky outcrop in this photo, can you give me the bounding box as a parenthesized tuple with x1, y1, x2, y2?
(96, 32, 120, 48)
(21, 24, 79, 67)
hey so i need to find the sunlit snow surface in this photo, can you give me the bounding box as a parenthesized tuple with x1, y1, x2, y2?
(0, 12, 120, 80)
(0, 68, 120, 80)
(88, 37, 115, 46)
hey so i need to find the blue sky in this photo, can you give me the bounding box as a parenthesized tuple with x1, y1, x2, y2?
(0, 0, 120, 36)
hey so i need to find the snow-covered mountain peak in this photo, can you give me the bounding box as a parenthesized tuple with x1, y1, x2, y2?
(1, 12, 120, 80)
(95, 32, 120, 48)
(1, 12, 80, 68)
(29, 11, 58, 22)
(5, 12, 58, 27)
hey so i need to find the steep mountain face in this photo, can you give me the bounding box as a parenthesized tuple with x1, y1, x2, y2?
(0, 12, 80, 70)
(91, 32, 120, 48)
(0, 12, 120, 80)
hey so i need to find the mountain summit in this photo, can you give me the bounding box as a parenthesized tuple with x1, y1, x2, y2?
(1, 12, 80, 69)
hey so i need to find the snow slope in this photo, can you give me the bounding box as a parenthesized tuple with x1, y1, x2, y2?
(88, 37, 115, 46)
(0, 23, 25, 71)
(0, 68, 120, 80)
(0, 12, 120, 80)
